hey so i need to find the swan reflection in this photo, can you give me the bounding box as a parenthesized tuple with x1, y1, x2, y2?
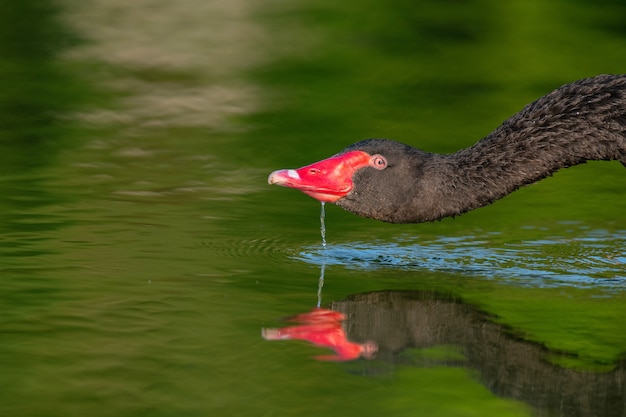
(264, 288, 625, 415)
(332, 290, 625, 417)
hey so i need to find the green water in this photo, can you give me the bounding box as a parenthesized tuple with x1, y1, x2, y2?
(1, 0, 625, 416)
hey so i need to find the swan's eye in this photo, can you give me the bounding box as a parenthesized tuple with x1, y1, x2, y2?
(370, 155, 387, 170)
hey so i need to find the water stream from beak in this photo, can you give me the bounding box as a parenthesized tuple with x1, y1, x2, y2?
(317, 202, 326, 307)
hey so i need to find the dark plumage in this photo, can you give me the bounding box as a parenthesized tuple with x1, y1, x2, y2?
(269, 74, 626, 223)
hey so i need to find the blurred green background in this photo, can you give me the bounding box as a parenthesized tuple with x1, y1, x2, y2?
(0, 0, 625, 416)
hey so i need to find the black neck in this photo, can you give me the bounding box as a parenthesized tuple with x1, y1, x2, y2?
(420, 76, 626, 221)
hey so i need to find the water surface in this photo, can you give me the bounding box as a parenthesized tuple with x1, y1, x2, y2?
(1, 0, 625, 416)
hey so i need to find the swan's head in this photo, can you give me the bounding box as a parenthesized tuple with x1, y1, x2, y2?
(268, 139, 432, 223)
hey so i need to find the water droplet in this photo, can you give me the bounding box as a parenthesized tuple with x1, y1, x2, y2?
(320, 202, 326, 248)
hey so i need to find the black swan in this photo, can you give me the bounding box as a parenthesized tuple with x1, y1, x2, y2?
(268, 74, 626, 223)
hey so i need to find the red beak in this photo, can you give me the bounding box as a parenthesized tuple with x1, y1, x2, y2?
(268, 150, 370, 202)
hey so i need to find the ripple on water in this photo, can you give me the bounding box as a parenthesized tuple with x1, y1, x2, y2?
(199, 236, 297, 264)
(296, 229, 626, 289)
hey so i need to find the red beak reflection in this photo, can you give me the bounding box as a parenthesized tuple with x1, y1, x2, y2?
(262, 307, 377, 361)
